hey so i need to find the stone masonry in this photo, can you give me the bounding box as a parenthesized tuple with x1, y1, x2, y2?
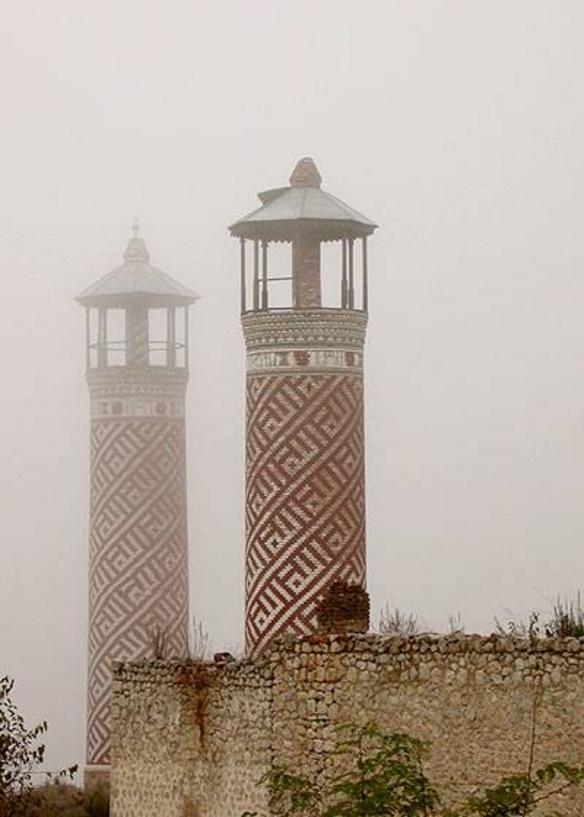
(110, 633, 584, 817)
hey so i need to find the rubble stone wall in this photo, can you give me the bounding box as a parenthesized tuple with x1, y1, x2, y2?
(110, 634, 584, 817)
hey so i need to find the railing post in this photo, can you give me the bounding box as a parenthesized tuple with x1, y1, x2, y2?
(167, 307, 176, 367)
(184, 306, 189, 373)
(348, 239, 355, 309)
(362, 236, 368, 313)
(261, 240, 269, 310)
(85, 308, 91, 370)
(341, 240, 348, 308)
(97, 308, 107, 368)
(253, 240, 259, 310)
(240, 238, 246, 314)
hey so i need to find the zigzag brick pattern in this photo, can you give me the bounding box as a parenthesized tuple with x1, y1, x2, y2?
(245, 371, 366, 655)
(87, 416, 188, 765)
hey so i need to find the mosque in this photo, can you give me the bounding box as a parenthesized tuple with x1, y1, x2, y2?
(76, 157, 377, 787)
(78, 160, 584, 817)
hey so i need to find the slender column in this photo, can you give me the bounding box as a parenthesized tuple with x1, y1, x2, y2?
(348, 239, 355, 309)
(125, 306, 148, 367)
(97, 308, 107, 368)
(261, 241, 268, 310)
(362, 237, 368, 313)
(341, 240, 348, 308)
(167, 307, 176, 367)
(184, 306, 189, 373)
(253, 240, 260, 311)
(240, 238, 246, 314)
(292, 238, 321, 308)
(85, 308, 91, 370)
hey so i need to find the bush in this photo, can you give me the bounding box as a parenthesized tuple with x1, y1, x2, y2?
(246, 721, 584, 817)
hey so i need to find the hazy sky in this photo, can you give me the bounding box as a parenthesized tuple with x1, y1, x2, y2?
(2, 0, 584, 777)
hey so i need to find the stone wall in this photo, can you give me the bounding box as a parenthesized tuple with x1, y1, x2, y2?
(110, 634, 584, 817)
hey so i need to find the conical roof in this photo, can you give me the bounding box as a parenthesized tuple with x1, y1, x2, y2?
(76, 225, 198, 307)
(229, 158, 377, 242)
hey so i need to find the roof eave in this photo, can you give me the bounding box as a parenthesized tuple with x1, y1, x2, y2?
(229, 217, 377, 242)
(75, 291, 199, 308)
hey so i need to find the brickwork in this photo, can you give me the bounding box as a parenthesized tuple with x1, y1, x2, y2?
(110, 634, 584, 817)
(315, 581, 370, 634)
(86, 368, 189, 766)
(242, 309, 368, 655)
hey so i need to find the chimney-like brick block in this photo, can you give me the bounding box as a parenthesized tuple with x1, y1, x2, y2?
(316, 580, 370, 634)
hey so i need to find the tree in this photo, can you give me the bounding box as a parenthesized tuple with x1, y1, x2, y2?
(247, 721, 584, 817)
(0, 676, 77, 817)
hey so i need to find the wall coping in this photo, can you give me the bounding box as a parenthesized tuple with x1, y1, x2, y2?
(112, 632, 584, 683)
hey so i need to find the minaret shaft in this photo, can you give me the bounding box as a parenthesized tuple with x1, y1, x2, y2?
(243, 309, 367, 655)
(86, 369, 189, 766)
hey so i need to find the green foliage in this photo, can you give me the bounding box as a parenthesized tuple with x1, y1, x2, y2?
(248, 722, 584, 817)
(260, 766, 321, 817)
(0, 676, 77, 817)
(325, 724, 439, 817)
(461, 761, 584, 817)
(0, 676, 48, 815)
(258, 723, 438, 817)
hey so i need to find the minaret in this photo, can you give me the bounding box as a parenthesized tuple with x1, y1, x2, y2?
(230, 158, 377, 655)
(77, 226, 197, 784)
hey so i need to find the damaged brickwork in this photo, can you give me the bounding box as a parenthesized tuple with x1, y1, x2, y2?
(110, 633, 584, 817)
(316, 581, 370, 634)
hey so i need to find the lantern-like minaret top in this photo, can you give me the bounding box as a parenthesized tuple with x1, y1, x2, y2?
(230, 157, 376, 313)
(76, 226, 197, 371)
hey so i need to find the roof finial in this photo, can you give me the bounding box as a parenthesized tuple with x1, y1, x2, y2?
(289, 157, 322, 189)
(124, 221, 150, 263)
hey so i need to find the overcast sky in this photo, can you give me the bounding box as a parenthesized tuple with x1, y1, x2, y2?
(1, 0, 583, 777)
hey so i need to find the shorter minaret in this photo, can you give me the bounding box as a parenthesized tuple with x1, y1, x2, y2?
(77, 226, 197, 783)
(230, 158, 377, 655)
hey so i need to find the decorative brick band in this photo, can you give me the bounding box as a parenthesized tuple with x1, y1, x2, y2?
(247, 348, 363, 375)
(87, 369, 187, 419)
(241, 308, 367, 351)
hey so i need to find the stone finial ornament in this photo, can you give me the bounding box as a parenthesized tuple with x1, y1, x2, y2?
(289, 156, 322, 188)
(123, 222, 150, 263)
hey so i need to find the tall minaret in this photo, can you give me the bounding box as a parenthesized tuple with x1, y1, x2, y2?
(230, 158, 377, 655)
(77, 226, 197, 784)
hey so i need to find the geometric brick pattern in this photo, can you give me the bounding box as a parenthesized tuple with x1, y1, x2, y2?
(245, 371, 366, 655)
(86, 416, 188, 765)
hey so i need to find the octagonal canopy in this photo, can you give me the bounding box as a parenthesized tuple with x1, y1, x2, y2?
(229, 157, 377, 242)
(76, 226, 198, 308)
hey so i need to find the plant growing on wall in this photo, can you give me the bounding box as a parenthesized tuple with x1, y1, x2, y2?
(378, 605, 419, 636)
(495, 592, 584, 641)
(244, 721, 584, 817)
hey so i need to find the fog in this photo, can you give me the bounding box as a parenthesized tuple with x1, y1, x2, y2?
(1, 0, 583, 776)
